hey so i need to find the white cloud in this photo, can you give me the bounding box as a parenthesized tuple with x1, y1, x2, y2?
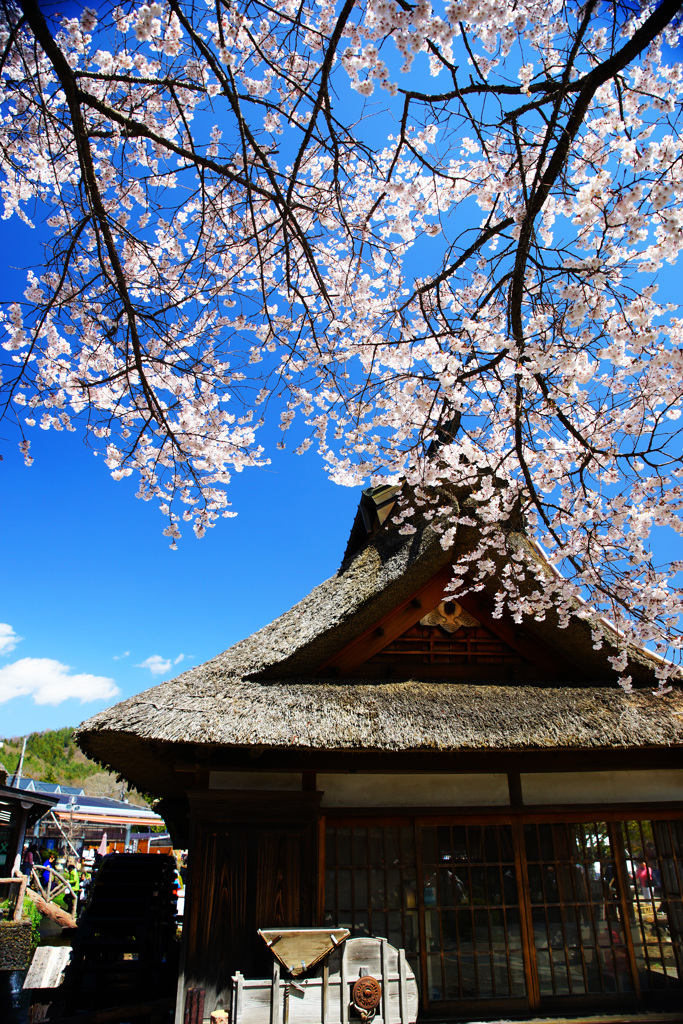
(113, 651, 130, 661)
(0, 624, 22, 656)
(136, 655, 172, 675)
(174, 653, 185, 665)
(0, 657, 119, 706)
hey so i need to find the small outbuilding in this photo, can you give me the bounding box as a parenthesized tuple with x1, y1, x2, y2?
(0, 766, 58, 877)
(77, 485, 683, 1022)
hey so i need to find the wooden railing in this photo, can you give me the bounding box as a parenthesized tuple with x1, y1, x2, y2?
(0, 874, 28, 921)
(28, 863, 76, 903)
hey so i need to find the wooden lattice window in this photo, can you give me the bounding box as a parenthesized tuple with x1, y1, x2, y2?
(618, 819, 683, 991)
(366, 622, 526, 669)
(323, 825, 420, 982)
(323, 814, 683, 1017)
(524, 821, 633, 997)
(421, 823, 526, 1001)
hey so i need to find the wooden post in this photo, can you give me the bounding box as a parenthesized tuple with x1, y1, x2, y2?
(379, 939, 388, 1024)
(322, 962, 329, 1024)
(196, 989, 205, 1024)
(270, 959, 280, 1024)
(398, 948, 407, 1024)
(340, 939, 349, 1024)
(184, 988, 205, 1024)
(184, 988, 194, 1024)
(233, 974, 243, 1024)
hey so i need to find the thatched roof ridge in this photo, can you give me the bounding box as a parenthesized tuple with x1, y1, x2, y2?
(136, 489, 662, 690)
(157, 511, 456, 687)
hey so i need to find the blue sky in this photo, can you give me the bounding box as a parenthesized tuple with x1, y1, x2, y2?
(0, 400, 360, 738)
(0, 191, 360, 738)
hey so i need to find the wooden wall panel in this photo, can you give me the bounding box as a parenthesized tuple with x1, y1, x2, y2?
(255, 831, 301, 927)
(179, 791, 321, 1021)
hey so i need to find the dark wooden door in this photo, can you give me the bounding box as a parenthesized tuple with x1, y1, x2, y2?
(181, 791, 320, 1016)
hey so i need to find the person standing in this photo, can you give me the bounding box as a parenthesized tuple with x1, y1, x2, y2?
(21, 844, 34, 877)
(77, 870, 91, 915)
(41, 852, 56, 893)
(64, 861, 79, 915)
(636, 859, 653, 900)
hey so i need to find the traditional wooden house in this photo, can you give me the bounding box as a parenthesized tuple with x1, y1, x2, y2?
(76, 485, 683, 1023)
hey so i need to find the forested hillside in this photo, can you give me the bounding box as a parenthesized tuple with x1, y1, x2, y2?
(0, 727, 147, 802)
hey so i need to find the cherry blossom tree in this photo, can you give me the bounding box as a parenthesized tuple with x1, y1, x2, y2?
(2, 0, 683, 681)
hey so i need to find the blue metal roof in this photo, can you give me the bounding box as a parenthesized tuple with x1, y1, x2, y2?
(13, 778, 160, 819)
(15, 778, 85, 797)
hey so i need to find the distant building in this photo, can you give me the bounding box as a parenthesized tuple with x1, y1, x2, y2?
(0, 764, 58, 875)
(13, 778, 165, 852)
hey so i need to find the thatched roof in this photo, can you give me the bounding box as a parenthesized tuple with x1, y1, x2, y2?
(79, 678, 683, 783)
(76, 495, 683, 797)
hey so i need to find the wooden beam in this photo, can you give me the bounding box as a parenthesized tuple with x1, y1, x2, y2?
(24, 888, 76, 929)
(344, 662, 548, 681)
(317, 562, 571, 677)
(456, 590, 570, 675)
(197, 744, 683, 775)
(316, 563, 455, 674)
(508, 772, 523, 808)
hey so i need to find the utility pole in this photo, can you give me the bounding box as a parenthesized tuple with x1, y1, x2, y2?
(11, 736, 27, 786)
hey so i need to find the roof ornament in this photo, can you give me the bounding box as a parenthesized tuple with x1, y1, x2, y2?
(419, 600, 479, 633)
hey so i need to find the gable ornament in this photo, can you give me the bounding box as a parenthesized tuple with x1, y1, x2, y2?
(419, 600, 479, 633)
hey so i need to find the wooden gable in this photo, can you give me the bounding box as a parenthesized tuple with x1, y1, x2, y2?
(316, 563, 575, 682)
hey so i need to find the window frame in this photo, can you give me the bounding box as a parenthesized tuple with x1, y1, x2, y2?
(321, 805, 683, 1018)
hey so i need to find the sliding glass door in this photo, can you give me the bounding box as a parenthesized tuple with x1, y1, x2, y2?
(323, 812, 683, 1017)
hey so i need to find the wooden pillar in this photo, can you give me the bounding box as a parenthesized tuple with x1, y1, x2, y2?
(176, 790, 322, 1024)
(10, 803, 30, 875)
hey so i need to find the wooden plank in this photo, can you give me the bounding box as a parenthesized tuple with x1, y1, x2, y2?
(233, 939, 418, 1024)
(397, 949, 407, 1024)
(380, 938, 388, 1024)
(236, 976, 414, 1024)
(271, 959, 280, 1024)
(235, 972, 244, 1024)
(258, 928, 350, 977)
(322, 962, 329, 1024)
(24, 946, 72, 990)
(340, 941, 348, 1024)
